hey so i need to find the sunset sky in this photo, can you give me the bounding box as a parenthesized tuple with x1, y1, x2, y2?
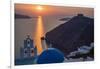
(15, 3, 94, 17)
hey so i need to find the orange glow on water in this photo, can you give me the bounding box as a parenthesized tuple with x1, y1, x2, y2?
(34, 16, 45, 55)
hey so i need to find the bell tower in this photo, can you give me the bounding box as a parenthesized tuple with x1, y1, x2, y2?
(20, 35, 37, 58)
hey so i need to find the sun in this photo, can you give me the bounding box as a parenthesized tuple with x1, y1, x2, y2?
(37, 6, 43, 11)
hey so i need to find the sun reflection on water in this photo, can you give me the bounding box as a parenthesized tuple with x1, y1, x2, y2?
(34, 16, 45, 55)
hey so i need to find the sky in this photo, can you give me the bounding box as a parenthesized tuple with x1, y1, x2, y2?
(15, 3, 94, 17)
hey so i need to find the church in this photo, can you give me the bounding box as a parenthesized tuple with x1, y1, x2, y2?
(20, 35, 37, 58)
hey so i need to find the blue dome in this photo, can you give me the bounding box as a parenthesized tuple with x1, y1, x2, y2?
(37, 48, 64, 64)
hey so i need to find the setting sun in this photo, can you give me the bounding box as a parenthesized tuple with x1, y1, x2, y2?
(37, 6, 43, 11)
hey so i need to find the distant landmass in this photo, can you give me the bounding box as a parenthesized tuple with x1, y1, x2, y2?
(15, 13, 32, 19)
(45, 14, 94, 56)
(59, 17, 71, 21)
